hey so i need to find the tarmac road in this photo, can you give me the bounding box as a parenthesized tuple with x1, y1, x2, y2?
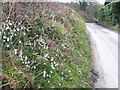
(86, 23, 118, 88)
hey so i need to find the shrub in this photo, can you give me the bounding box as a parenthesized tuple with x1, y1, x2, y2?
(98, 1, 120, 26)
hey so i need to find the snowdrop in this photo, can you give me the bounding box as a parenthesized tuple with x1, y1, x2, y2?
(33, 66, 36, 69)
(5, 26, 10, 30)
(49, 75, 51, 77)
(17, 28, 20, 31)
(24, 56, 28, 61)
(6, 45, 9, 47)
(46, 74, 49, 77)
(46, 46, 49, 49)
(9, 22, 12, 26)
(51, 63, 55, 70)
(55, 63, 59, 67)
(13, 29, 16, 32)
(3, 36, 7, 39)
(28, 61, 30, 64)
(53, 61, 56, 64)
(7, 38, 10, 42)
(25, 61, 28, 64)
(23, 32, 26, 35)
(51, 57, 54, 61)
(11, 42, 13, 44)
(45, 54, 48, 58)
(43, 70, 46, 78)
(14, 49, 17, 55)
(69, 70, 71, 73)
(3, 40, 6, 42)
(19, 40, 22, 43)
(50, 71, 53, 73)
(58, 83, 61, 86)
(26, 64, 29, 68)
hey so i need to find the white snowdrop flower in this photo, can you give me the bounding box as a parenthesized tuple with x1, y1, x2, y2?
(33, 66, 36, 69)
(25, 61, 27, 64)
(14, 49, 17, 55)
(19, 50, 22, 58)
(23, 32, 26, 35)
(43, 70, 46, 78)
(32, 61, 34, 64)
(78, 70, 81, 73)
(6, 45, 9, 47)
(15, 34, 17, 36)
(10, 35, 13, 40)
(26, 64, 29, 68)
(58, 83, 61, 86)
(48, 81, 50, 83)
(53, 61, 56, 64)
(44, 54, 48, 58)
(51, 57, 54, 61)
(3, 36, 7, 39)
(3, 40, 6, 42)
(46, 46, 49, 49)
(50, 71, 53, 73)
(46, 74, 49, 77)
(44, 63, 46, 65)
(13, 29, 16, 32)
(55, 63, 59, 67)
(37, 39, 39, 41)
(28, 61, 30, 64)
(49, 75, 51, 77)
(9, 22, 12, 26)
(10, 29, 12, 32)
(7, 38, 9, 42)
(19, 40, 22, 43)
(51, 63, 55, 70)
(64, 46, 66, 49)
(61, 77, 64, 80)
(21, 58, 23, 61)
(24, 56, 28, 60)
(6, 26, 10, 30)
(69, 70, 71, 73)
(36, 35, 39, 37)
(61, 44, 64, 47)
(21, 26, 24, 30)
(27, 65, 30, 68)
(17, 28, 19, 31)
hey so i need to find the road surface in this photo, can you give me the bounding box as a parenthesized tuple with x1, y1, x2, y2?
(86, 23, 118, 88)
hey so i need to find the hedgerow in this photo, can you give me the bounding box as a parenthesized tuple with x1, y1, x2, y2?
(98, 1, 120, 26)
(1, 2, 92, 88)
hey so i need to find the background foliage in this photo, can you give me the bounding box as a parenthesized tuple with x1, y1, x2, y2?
(98, 1, 120, 26)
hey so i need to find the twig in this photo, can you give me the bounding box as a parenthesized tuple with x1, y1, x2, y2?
(6, 1, 16, 21)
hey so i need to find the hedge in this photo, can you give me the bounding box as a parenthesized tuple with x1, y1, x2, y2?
(98, 1, 120, 25)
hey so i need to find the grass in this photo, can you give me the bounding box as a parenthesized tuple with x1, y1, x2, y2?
(1, 2, 92, 88)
